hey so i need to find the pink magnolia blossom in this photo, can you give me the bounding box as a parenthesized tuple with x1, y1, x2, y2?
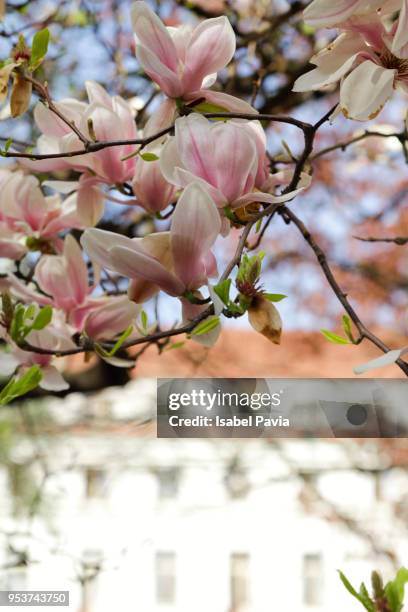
(7, 235, 139, 340)
(159, 114, 306, 212)
(24, 81, 139, 224)
(0, 169, 83, 259)
(131, 0, 256, 123)
(293, 16, 408, 120)
(81, 182, 221, 303)
(131, 1, 235, 98)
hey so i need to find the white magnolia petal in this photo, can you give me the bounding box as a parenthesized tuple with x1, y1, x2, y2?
(354, 348, 408, 375)
(340, 61, 396, 121)
(40, 365, 69, 391)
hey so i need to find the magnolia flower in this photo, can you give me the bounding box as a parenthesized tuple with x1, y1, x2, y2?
(24, 81, 138, 224)
(7, 235, 138, 340)
(132, 1, 235, 99)
(131, 0, 255, 126)
(160, 114, 306, 213)
(0, 170, 83, 259)
(303, 0, 402, 29)
(81, 182, 221, 303)
(293, 17, 408, 121)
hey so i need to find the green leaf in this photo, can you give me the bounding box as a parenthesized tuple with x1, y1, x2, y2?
(213, 279, 232, 306)
(141, 310, 148, 332)
(359, 584, 376, 612)
(384, 568, 408, 612)
(24, 304, 36, 320)
(191, 316, 220, 336)
(31, 305, 53, 330)
(30, 28, 50, 69)
(0, 366, 42, 406)
(193, 101, 229, 117)
(164, 341, 185, 352)
(338, 572, 375, 611)
(108, 325, 133, 356)
(140, 152, 159, 162)
(342, 315, 355, 343)
(263, 293, 287, 303)
(10, 304, 25, 342)
(94, 344, 135, 368)
(3, 137, 12, 152)
(321, 329, 350, 345)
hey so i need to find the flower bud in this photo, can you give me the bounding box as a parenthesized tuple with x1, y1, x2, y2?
(10, 73, 32, 118)
(248, 295, 282, 344)
(236, 253, 264, 296)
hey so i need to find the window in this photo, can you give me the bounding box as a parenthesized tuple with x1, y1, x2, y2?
(303, 553, 323, 606)
(85, 468, 107, 498)
(230, 552, 250, 610)
(155, 551, 176, 605)
(157, 468, 179, 500)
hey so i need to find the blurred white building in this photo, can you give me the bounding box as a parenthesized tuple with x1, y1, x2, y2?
(0, 379, 407, 612)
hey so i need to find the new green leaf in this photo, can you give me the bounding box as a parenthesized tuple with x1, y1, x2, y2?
(0, 366, 42, 406)
(321, 329, 350, 345)
(191, 316, 220, 336)
(30, 28, 50, 69)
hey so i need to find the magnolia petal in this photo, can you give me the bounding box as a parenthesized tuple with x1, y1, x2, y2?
(354, 347, 408, 375)
(81, 228, 144, 270)
(232, 186, 305, 209)
(8, 273, 52, 306)
(76, 180, 105, 227)
(198, 90, 257, 113)
(183, 16, 236, 91)
(181, 299, 221, 347)
(340, 61, 395, 121)
(136, 46, 183, 98)
(391, 0, 408, 58)
(143, 98, 177, 141)
(110, 245, 185, 296)
(63, 235, 89, 306)
(84, 296, 139, 341)
(128, 278, 160, 303)
(131, 1, 178, 72)
(303, 0, 362, 27)
(40, 365, 69, 391)
(0, 351, 20, 378)
(171, 182, 221, 288)
(293, 33, 365, 92)
(85, 80, 114, 108)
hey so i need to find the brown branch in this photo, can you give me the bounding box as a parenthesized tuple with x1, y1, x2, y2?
(312, 130, 407, 161)
(281, 206, 408, 377)
(354, 236, 408, 246)
(3, 110, 310, 161)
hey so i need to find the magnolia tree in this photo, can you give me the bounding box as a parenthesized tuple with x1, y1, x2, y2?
(0, 0, 408, 401)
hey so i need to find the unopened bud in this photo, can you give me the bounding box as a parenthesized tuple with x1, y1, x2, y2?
(371, 571, 383, 599)
(10, 73, 32, 117)
(248, 295, 282, 344)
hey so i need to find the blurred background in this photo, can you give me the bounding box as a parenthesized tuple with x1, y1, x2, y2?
(1, 381, 408, 611)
